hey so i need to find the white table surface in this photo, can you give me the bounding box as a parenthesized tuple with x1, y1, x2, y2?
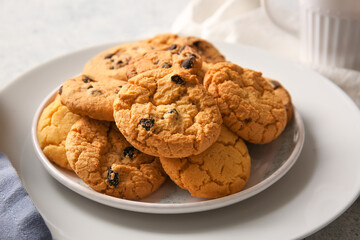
(1, 1, 359, 239)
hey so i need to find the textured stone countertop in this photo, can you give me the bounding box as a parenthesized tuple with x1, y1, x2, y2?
(0, 1, 358, 239)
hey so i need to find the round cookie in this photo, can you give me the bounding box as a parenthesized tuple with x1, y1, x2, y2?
(126, 44, 203, 80)
(173, 36, 225, 64)
(203, 62, 287, 144)
(160, 126, 251, 199)
(265, 78, 294, 123)
(82, 33, 179, 81)
(113, 68, 223, 158)
(37, 94, 81, 170)
(65, 117, 166, 200)
(59, 74, 126, 121)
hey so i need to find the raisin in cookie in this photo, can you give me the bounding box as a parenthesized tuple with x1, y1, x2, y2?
(126, 45, 203, 80)
(173, 36, 225, 64)
(113, 68, 223, 158)
(160, 126, 251, 199)
(203, 62, 287, 144)
(65, 117, 166, 200)
(37, 94, 81, 170)
(60, 74, 126, 121)
(266, 78, 294, 123)
(82, 33, 179, 81)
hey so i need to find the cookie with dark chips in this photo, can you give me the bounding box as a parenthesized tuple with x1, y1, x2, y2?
(113, 68, 223, 158)
(59, 74, 126, 121)
(173, 36, 226, 64)
(65, 117, 166, 200)
(126, 44, 203, 80)
(82, 33, 179, 81)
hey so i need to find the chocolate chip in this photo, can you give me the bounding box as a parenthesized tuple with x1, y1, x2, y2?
(270, 80, 280, 90)
(119, 85, 123, 88)
(110, 66, 114, 70)
(91, 89, 102, 95)
(181, 57, 195, 69)
(193, 41, 201, 48)
(166, 108, 178, 115)
(82, 76, 94, 83)
(162, 62, 172, 68)
(179, 45, 186, 53)
(59, 86, 63, 95)
(117, 61, 126, 68)
(87, 85, 93, 89)
(139, 118, 154, 131)
(123, 146, 137, 160)
(117, 57, 131, 68)
(154, 60, 159, 65)
(188, 53, 197, 58)
(104, 53, 115, 59)
(107, 167, 119, 186)
(171, 75, 185, 85)
(167, 44, 177, 50)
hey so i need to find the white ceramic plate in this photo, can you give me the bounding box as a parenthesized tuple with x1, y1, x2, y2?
(1, 41, 359, 240)
(31, 86, 304, 214)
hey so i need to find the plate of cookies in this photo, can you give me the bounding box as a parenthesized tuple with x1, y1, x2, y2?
(32, 34, 304, 214)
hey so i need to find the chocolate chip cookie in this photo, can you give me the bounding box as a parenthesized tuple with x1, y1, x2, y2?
(82, 33, 179, 81)
(113, 68, 223, 158)
(126, 44, 203, 80)
(203, 62, 287, 144)
(65, 117, 166, 200)
(59, 74, 126, 121)
(173, 36, 225, 64)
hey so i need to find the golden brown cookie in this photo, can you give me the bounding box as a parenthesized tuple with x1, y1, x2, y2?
(266, 78, 294, 123)
(126, 44, 203, 80)
(82, 33, 179, 81)
(65, 117, 167, 200)
(59, 74, 126, 121)
(203, 62, 287, 144)
(173, 36, 225, 64)
(37, 94, 81, 170)
(160, 126, 251, 199)
(113, 68, 223, 158)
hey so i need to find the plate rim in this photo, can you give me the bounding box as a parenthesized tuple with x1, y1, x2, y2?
(2, 40, 359, 239)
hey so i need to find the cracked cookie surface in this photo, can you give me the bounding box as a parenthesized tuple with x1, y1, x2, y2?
(113, 68, 223, 158)
(203, 62, 287, 144)
(82, 33, 179, 81)
(160, 126, 251, 199)
(60, 74, 126, 121)
(266, 78, 294, 123)
(37, 94, 81, 170)
(65, 117, 166, 200)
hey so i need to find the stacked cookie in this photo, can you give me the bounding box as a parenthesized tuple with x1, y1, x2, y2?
(37, 33, 293, 200)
